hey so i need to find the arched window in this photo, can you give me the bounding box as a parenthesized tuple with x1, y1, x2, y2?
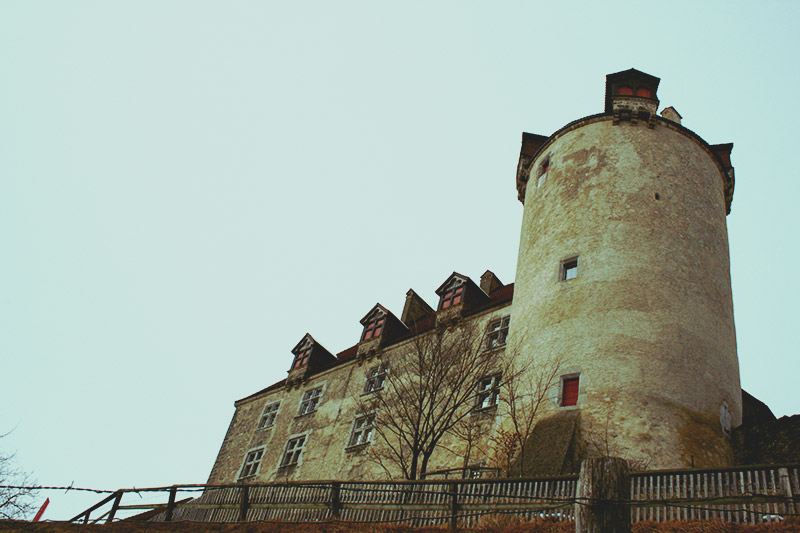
(618, 86, 634, 96)
(635, 87, 651, 98)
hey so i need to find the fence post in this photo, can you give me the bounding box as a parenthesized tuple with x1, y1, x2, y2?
(330, 482, 342, 519)
(575, 457, 630, 533)
(778, 468, 795, 516)
(165, 486, 178, 522)
(106, 491, 123, 523)
(448, 481, 459, 531)
(239, 485, 250, 521)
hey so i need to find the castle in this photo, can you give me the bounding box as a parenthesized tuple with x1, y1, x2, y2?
(207, 69, 741, 485)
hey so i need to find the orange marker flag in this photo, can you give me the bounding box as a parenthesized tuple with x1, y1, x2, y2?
(32, 498, 50, 522)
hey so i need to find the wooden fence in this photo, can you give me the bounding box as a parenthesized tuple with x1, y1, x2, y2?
(70, 464, 799, 528)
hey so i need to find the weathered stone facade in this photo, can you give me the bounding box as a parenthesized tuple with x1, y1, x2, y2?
(511, 69, 740, 470)
(207, 68, 742, 484)
(207, 279, 516, 484)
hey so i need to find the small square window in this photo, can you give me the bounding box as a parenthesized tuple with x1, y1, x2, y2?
(298, 387, 322, 416)
(363, 364, 388, 394)
(476, 374, 501, 410)
(258, 401, 280, 429)
(281, 436, 306, 467)
(560, 257, 578, 281)
(239, 448, 264, 479)
(561, 376, 580, 407)
(485, 315, 510, 351)
(347, 415, 375, 448)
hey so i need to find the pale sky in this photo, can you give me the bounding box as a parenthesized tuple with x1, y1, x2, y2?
(1, 0, 798, 521)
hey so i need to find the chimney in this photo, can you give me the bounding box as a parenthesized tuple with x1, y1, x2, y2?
(480, 270, 503, 295)
(400, 289, 434, 325)
(661, 106, 682, 124)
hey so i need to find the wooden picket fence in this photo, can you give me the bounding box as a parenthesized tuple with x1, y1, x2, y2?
(71, 464, 799, 528)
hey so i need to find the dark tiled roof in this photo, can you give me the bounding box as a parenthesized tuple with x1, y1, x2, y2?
(236, 283, 515, 405)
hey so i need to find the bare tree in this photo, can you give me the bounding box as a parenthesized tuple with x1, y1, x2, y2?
(0, 432, 38, 520)
(363, 320, 496, 480)
(492, 351, 563, 477)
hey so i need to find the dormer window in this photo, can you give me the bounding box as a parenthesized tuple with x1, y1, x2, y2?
(439, 280, 465, 310)
(361, 313, 385, 341)
(291, 339, 313, 369)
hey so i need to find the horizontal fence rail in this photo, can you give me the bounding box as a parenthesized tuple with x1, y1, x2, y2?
(69, 464, 800, 527)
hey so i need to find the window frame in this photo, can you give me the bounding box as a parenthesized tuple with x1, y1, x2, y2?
(291, 342, 313, 370)
(361, 313, 386, 341)
(346, 414, 375, 449)
(560, 256, 579, 281)
(280, 435, 306, 468)
(363, 363, 389, 394)
(561, 375, 580, 407)
(258, 401, 280, 429)
(298, 387, 323, 416)
(439, 280, 465, 310)
(485, 315, 511, 351)
(537, 157, 550, 188)
(475, 374, 501, 410)
(239, 447, 265, 480)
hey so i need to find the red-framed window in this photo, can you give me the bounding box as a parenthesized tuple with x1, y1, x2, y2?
(618, 86, 634, 96)
(362, 315, 385, 341)
(561, 376, 580, 407)
(635, 87, 651, 98)
(292, 346, 312, 369)
(440, 283, 465, 310)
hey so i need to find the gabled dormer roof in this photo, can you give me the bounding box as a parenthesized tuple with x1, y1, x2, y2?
(359, 303, 391, 325)
(291, 333, 317, 355)
(435, 272, 470, 295)
(358, 302, 409, 345)
(434, 272, 490, 313)
(288, 333, 336, 373)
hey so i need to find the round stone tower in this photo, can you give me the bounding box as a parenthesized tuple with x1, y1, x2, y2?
(509, 69, 741, 469)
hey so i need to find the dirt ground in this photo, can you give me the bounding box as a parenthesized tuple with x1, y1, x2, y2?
(0, 519, 798, 532)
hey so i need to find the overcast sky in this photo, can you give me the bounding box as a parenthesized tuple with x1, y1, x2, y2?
(2, 0, 798, 521)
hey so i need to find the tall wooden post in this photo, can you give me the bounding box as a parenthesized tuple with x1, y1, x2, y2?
(107, 491, 123, 523)
(330, 482, 342, 519)
(239, 485, 250, 521)
(778, 467, 795, 516)
(165, 486, 178, 522)
(448, 482, 459, 531)
(575, 457, 630, 533)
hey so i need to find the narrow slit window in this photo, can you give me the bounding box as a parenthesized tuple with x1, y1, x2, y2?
(561, 376, 580, 407)
(476, 374, 501, 410)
